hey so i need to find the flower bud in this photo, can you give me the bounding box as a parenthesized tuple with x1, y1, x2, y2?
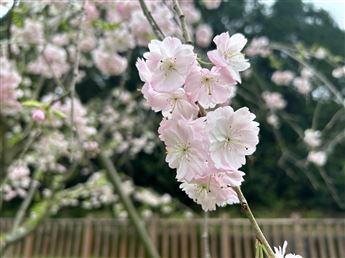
(32, 109, 45, 122)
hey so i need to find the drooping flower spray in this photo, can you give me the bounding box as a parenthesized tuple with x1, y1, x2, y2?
(136, 0, 280, 257)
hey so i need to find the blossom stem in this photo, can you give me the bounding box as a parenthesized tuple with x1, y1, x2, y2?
(234, 186, 275, 258)
(317, 167, 345, 209)
(138, 0, 165, 40)
(98, 152, 160, 258)
(203, 211, 211, 258)
(12, 171, 43, 232)
(172, 0, 193, 44)
(69, 0, 86, 162)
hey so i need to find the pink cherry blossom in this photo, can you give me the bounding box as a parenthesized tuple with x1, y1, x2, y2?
(180, 172, 240, 211)
(152, 5, 177, 36)
(181, 3, 201, 24)
(301, 68, 313, 78)
(307, 151, 327, 167)
(137, 58, 199, 119)
(303, 129, 321, 147)
(271, 71, 294, 86)
(293, 77, 312, 95)
(207, 32, 250, 83)
(0, 57, 22, 115)
(202, 0, 222, 9)
(206, 106, 259, 170)
(314, 47, 326, 59)
(142, 37, 196, 92)
(142, 83, 198, 119)
(92, 48, 127, 76)
(85, 1, 100, 21)
(32, 109, 45, 122)
(185, 66, 236, 108)
(332, 66, 345, 78)
(27, 44, 70, 79)
(12, 19, 44, 45)
(246, 37, 270, 57)
(158, 118, 208, 181)
(262, 91, 287, 110)
(195, 24, 213, 48)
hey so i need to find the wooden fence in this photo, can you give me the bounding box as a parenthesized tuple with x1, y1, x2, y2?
(1, 217, 344, 258)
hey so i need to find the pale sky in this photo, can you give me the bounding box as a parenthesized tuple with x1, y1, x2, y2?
(260, 0, 345, 30)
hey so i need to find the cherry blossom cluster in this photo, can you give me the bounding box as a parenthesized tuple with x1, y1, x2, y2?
(246, 36, 271, 57)
(7, 0, 216, 82)
(0, 56, 22, 116)
(52, 171, 184, 218)
(3, 161, 31, 201)
(332, 65, 345, 79)
(304, 129, 327, 167)
(137, 33, 259, 211)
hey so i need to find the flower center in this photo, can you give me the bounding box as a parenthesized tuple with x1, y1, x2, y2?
(160, 57, 177, 75)
(223, 51, 243, 62)
(201, 75, 215, 95)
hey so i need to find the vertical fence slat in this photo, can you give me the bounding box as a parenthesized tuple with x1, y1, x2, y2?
(82, 218, 93, 258)
(221, 216, 230, 258)
(171, 223, 178, 258)
(41, 221, 50, 257)
(180, 221, 188, 258)
(307, 223, 317, 258)
(73, 220, 83, 257)
(243, 223, 253, 258)
(233, 223, 242, 258)
(33, 224, 43, 257)
(326, 222, 337, 258)
(93, 220, 102, 257)
(119, 221, 128, 258)
(149, 217, 158, 250)
(65, 220, 74, 257)
(210, 223, 218, 258)
(272, 223, 280, 247)
(293, 217, 305, 257)
(317, 222, 327, 258)
(23, 233, 34, 258)
(57, 220, 66, 258)
(336, 222, 345, 258)
(190, 220, 198, 258)
(101, 221, 110, 258)
(128, 227, 137, 258)
(161, 222, 169, 258)
(49, 220, 59, 257)
(110, 221, 119, 258)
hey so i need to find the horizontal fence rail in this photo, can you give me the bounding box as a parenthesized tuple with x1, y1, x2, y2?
(1, 217, 344, 258)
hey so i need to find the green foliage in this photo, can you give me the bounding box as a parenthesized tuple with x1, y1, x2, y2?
(91, 20, 121, 31)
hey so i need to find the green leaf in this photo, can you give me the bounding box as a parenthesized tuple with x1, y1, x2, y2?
(92, 20, 121, 30)
(52, 110, 66, 119)
(22, 100, 44, 108)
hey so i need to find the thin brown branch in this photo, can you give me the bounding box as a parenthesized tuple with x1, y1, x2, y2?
(138, 0, 164, 40)
(172, 0, 192, 44)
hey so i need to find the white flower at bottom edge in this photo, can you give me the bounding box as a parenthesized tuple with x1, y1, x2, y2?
(274, 241, 303, 258)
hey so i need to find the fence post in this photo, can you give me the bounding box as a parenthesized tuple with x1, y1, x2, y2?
(293, 215, 305, 257)
(221, 214, 230, 258)
(149, 216, 158, 248)
(23, 233, 34, 258)
(82, 218, 93, 258)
